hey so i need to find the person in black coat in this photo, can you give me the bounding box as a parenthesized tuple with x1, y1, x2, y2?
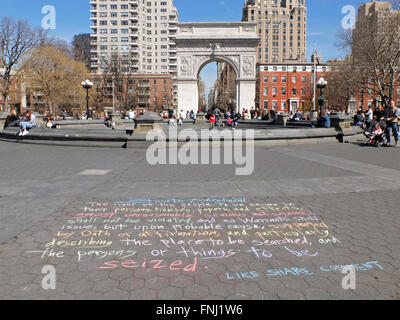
(4, 109, 20, 129)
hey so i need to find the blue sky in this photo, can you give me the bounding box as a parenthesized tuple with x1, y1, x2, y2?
(0, 0, 366, 93)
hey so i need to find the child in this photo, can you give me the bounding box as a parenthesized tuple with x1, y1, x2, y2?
(209, 113, 216, 130)
(369, 124, 383, 145)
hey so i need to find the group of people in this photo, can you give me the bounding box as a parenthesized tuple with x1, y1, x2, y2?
(4, 109, 37, 136)
(207, 108, 240, 130)
(358, 100, 399, 147)
(168, 110, 198, 126)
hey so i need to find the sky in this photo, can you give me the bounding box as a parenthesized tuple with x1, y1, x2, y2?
(0, 0, 368, 94)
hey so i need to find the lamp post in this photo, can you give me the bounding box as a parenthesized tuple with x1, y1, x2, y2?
(316, 77, 327, 114)
(82, 80, 93, 119)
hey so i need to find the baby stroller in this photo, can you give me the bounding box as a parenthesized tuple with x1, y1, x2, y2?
(364, 120, 387, 147)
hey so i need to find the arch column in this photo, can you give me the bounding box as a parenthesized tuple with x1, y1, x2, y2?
(177, 79, 198, 114)
(237, 79, 256, 113)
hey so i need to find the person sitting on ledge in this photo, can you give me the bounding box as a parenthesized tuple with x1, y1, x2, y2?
(232, 115, 239, 128)
(294, 110, 303, 121)
(18, 110, 37, 136)
(4, 109, 20, 129)
(353, 110, 365, 127)
(316, 110, 331, 128)
(46, 118, 53, 129)
(225, 117, 233, 127)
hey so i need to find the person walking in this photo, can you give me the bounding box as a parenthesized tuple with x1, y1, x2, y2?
(383, 100, 399, 146)
(190, 110, 196, 124)
(128, 109, 136, 120)
(365, 105, 373, 130)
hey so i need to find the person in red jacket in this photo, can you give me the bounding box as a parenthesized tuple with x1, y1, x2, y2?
(209, 113, 216, 130)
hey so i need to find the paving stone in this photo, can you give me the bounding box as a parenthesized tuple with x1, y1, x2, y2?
(183, 284, 210, 299)
(145, 276, 169, 290)
(158, 268, 182, 279)
(194, 273, 218, 287)
(369, 282, 400, 299)
(61, 271, 88, 283)
(304, 277, 336, 290)
(327, 287, 359, 299)
(234, 282, 263, 297)
(209, 283, 235, 297)
(130, 288, 157, 300)
(75, 290, 104, 300)
(92, 279, 119, 293)
(0, 285, 14, 296)
(10, 284, 41, 298)
(103, 289, 130, 300)
(276, 289, 306, 300)
(65, 280, 94, 295)
(282, 278, 309, 290)
(169, 275, 194, 288)
(158, 286, 184, 300)
(304, 288, 332, 300)
(226, 293, 252, 300)
(119, 278, 145, 291)
(109, 269, 135, 281)
(134, 269, 158, 280)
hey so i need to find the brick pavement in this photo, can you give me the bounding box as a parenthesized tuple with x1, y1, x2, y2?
(0, 141, 399, 300)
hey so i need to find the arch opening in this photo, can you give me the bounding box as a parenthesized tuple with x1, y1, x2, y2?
(197, 58, 238, 112)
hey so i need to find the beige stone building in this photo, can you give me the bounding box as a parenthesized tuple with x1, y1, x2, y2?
(354, 0, 399, 48)
(242, 0, 307, 63)
(213, 62, 237, 110)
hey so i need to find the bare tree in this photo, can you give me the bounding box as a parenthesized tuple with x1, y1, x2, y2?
(336, 0, 400, 107)
(326, 61, 357, 112)
(0, 16, 46, 112)
(100, 56, 138, 112)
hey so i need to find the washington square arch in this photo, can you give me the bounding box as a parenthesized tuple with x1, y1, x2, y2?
(175, 22, 259, 114)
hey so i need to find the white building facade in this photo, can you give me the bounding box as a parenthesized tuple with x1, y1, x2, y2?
(90, 0, 178, 76)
